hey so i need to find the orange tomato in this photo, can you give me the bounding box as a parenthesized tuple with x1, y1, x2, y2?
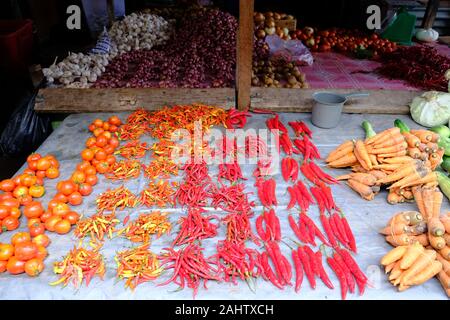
(0, 260, 6, 273)
(0, 192, 13, 202)
(47, 156, 59, 169)
(96, 135, 108, 148)
(24, 201, 44, 219)
(52, 203, 70, 217)
(86, 137, 97, 148)
(14, 242, 38, 260)
(106, 155, 116, 165)
(102, 122, 110, 131)
(109, 124, 118, 133)
(35, 177, 44, 186)
(11, 232, 31, 246)
(27, 218, 41, 228)
(94, 149, 107, 161)
(39, 211, 52, 223)
(108, 115, 121, 126)
(81, 149, 95, 161)
(85, 174, 98, 186)
(53, 193, 68, 203)
(101, 131, 112, 140)
(36, 170, 47, 179)
(23, 168, 35, 176)
(6, 257, 25, 274)
(65, 211, 80, 225)
(54, 219, 71, 235)
(95, 162, 110, 174)
(45, 167, 59, 179)
(29, 185, 45, 198)
(0, 205, 10, 219)
(36, 157, 51, 171)
(103, 144, 115, 155)
(13, 185, 28, 199)
(93, 128, 105, 137)
(88, 124, 96, 132)
(24, 258, 44, 276)
(32, 234, 50, 248)
(20, 174, 37, 188)
(0, 179, 15, 192)
(67, 192, 83, 206)
(0, 198, 20, 209)
(76, 161, 91, 172)
(84, 166, 97, 176)
(35, 246, 47, 260)
(19, 194, 33, 206)
(93, 119, 104, 128)
(27, 160, 38, 171)
(47, 199, 59, 211)
(44, 216, 61, 232)
(10, 207, 21, 219)
(71, 170, 86, 184)
(29, 222, 45, 237)
(2, 217, 19, 231)
(57, 180, 78, 196)
(0, 243, 14, 261)
(27, 153, 42, 163)
(78, 183, 93, 196)
(12, 175, 21, 186)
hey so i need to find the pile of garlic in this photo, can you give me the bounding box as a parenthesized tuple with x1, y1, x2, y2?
(108, 13, 173, 53)
(43, 52, 113, 88)
(43, 13, 173, 87)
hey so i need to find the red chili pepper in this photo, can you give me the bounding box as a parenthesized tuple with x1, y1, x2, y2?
(302, 213, 330, 246)
(303, 246, 319, 276)
(281, 158, 291, 182)
(327, 256, 347, 300)
(256, 214, 267, 242)
(332, 212, 349, 245)
(289, 214, 306, 243)
(335, 248, 367, 295)
(287, 187, 297, 210)
(297, 246, 315, 289)
(308, 162, 338, 184)
(280, 133, 293, 155)
(333, 252, 355, 294)
(269, 241, 291, 285)
(329, 214, 350, 249)
(292, 249, 303, 292)
(265, 242, 285, 285)
(315, 250, 334, 289)
(299, 121, 313, 138)
(310, 187, 326, 214)
(320, 214, 337, 248)
(299, 215, 313, 245)
(340, 215, 357, 253)
(270, 209, 281, 241)
(260, 252, 284, 289)
(281, 255, 292, 285)
(290, 158, 299, 182)
(300, 214, 316, 246)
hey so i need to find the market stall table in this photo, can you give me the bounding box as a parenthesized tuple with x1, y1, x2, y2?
(0, 112, 447, 300)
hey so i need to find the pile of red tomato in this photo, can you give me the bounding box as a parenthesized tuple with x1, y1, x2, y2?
(290, 27, 398, 58)
(41, 115, 122, 235)
(0, 231, 50, 276)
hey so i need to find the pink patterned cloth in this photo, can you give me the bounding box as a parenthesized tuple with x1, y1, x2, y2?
(300, 43, 450, 90)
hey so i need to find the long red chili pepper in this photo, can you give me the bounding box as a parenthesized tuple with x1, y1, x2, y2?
(300, 214, 316, 246)
(328, 213, 348, 248)
(327, 256, 348, 300)
(335, 248, 367, 295)
(333, 252, 355, 294)
(287, 187, 297, 210)
(315, 250, 334, 289)
(289, 214, 307, 243)
(289, 158, 299, 181)
(297, 246, 315, 289)
(332, 212, 349, 244)
(308, 162, 338, 184)
(320, 214, 337, 248)
(280, 133, 293, 155)
(340, 214, 357, 253)
(304, 246, 319, 276)
(292, 249, 303, 292)
(260, 252, 284, 290)
(302, 213, 331, 246)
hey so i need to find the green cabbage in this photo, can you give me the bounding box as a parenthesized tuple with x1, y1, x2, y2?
(410, 91, 450, 127)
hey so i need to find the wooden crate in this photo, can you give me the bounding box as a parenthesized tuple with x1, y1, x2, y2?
(274, 19, 297, 31)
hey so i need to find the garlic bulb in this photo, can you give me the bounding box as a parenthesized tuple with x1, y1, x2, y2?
(415, 28, 439, 42)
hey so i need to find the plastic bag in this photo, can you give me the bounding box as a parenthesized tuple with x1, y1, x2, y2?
(265, 35, 314, 66)
(0, 90, 52, 155)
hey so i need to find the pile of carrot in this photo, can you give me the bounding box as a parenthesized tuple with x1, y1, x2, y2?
(381, 187, 450, 296)
(329, 122, 442, 203)
(381, 243, 445, 294)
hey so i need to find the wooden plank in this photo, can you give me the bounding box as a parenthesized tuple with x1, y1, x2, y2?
(236, 0, 254, 111)
(35, 88, 235, 113)
(249, 88, 421, 114)
(422, 0, 440, 28)
(106, 0, 115, 27)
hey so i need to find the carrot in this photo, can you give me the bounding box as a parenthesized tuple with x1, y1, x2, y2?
(335, 174, 351, 181)
(443, 215, 450, 234)
(386, 234, 412, 246)
(439, 246, 450, 261)
(429, 218, 446, 237)
(381, 156, 415, 164)
(354, 140, 372, 169)
(398, 283, 410, 291)
(366, 127, 400, 145)
(369, 153, 378, 166)
(426, 142, 438, 153)
(381, 246, 408, 265)
(326, 141, 354, 163)
(351, 164, 368, 173)
(420, 152, 429, 161)
(380, 222, 409, 236)
(407, 147, 421, 159)
(404, 260, 442, 286)
(437, 271, 450, 294)
(410, 129, 433, 142)
(430, 132, 440, 143)
(407, 221, 427, 235)
(445, 234, 450, 246)
(387, 191, 405, 204)
(387, 167, 430, 189)
(372, 163, 403, 171)
(436, 251, 450, 274)
(430, 148, 444, 170)
(372, 134, 406, 149)
(347, 179, 375, 200)
(388, 261, 403, 280)
(328, 152, 357, 168)
(376, 160, 422, 185)
(402, 132, 420, 148)
(429, 231, 446, 250)
(368, 128, 402, 146)
(395, 172, 437, 190)
(412, 234, 430, 247)
(421, 187, 435, 220)
(385, 262, 396, 274)
(369, 142, 407, 155)
(399, 242, 424, 270)
(347, 172, 377, 186)
(412, 186, 426, 218)
(393, 272, 406, 286)
(367, 170, 387, 181)
(400, 249, 437, 284)
(403, 190, 414, 201)
(388, 211, 423, 226)
(418, 143, 428, 153)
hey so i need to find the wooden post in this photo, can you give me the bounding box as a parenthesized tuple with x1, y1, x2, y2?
(236, 0, 254, 110)
(421, 0, 440, 29)
(107, 0, 115, 27)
